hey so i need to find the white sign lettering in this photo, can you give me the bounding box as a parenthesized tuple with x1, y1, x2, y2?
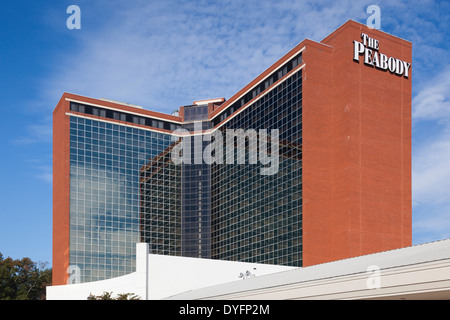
(353, 33, 411, 78)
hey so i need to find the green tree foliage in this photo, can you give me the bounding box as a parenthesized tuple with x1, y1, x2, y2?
(87, 291, 140, 300)
(0, 252, 52, 300)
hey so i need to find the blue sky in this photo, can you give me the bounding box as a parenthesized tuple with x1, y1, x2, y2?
(0, 0, 449, 265)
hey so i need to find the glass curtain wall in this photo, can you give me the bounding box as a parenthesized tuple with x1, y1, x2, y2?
(69, 116, 179, 282)
(210, 69, 303, 267)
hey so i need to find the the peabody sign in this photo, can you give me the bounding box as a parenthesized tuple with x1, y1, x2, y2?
(353, 33, 411, 78)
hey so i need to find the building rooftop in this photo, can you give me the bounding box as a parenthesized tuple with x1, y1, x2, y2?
(166, 238, 450, 300)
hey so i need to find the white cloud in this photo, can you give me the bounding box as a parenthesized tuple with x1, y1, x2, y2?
(413, 203, 450, 244)
(412, 67, 450, 122)
(35, 165, 53, 184)
(411, 65, 450, 243)
(412, 66, 450, 205)
(13, 116, 52, 145)
(22, 158, 53, 184)
(40, 0, 373, 112)
(32, 0, 450, 243)
(413, 133, 450, 204)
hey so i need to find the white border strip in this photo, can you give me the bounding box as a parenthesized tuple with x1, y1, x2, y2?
(193, 98, 225, 105)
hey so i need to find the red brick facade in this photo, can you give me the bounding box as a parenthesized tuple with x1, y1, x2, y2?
(302, 21, 412, 266)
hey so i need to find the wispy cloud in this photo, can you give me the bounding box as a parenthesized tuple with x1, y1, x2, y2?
(411, 65, 450, 243)
(30, 0, 450, 244)
(35, 165, 53, 184)
(412, 66, 450, 202)
(413, 203, 450, 244)
(39, 0, 446, 114)
(412, 66, 450, 122)
(413, 132, 450, 204)
(22, 158, 53, 184)
(13, 116, 52, 145)
(40, 0, 372, 112)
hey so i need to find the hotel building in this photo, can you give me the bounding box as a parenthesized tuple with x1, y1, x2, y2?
(52, 20, 412, 285)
